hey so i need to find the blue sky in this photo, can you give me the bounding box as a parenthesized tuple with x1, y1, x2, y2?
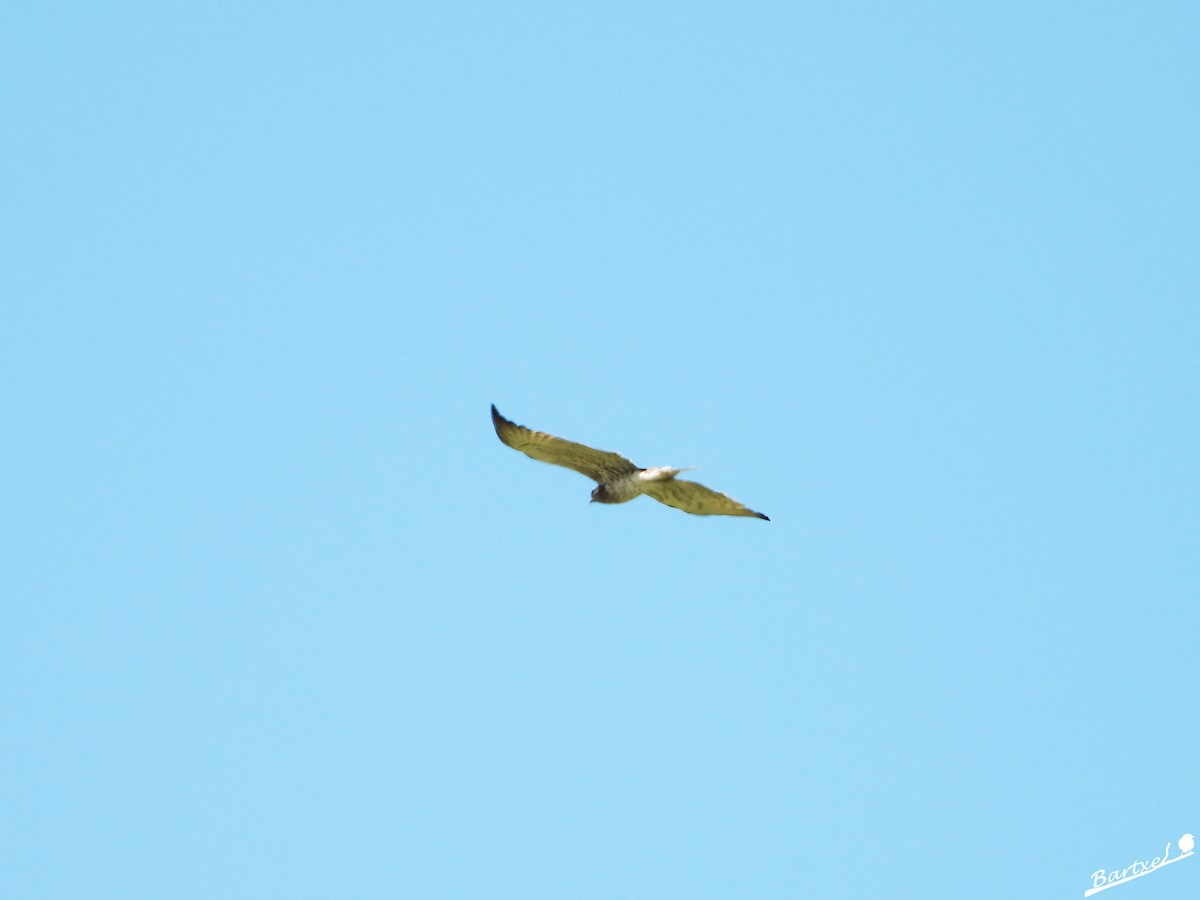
(3, 2, 1197, 898)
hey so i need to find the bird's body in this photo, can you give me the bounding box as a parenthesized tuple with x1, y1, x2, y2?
(491, 405, 769, 520)
(590, 466, 694, 504)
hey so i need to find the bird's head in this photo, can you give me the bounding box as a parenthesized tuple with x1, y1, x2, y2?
(590, 484, 611, 504)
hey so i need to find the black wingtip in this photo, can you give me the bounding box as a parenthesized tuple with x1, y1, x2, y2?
(757, 512, 770, 521)
(491, 404, 515, 444)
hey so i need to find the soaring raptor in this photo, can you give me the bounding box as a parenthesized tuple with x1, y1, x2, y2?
(491, 405, 769, 520)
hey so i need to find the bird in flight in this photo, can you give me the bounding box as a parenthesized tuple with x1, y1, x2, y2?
(491, 405, 769, 520)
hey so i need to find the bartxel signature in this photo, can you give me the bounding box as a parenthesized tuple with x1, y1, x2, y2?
(1085, 833, 1194, 896)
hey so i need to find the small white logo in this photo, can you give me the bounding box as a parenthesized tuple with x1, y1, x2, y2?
(1084, 832, 1194, 896)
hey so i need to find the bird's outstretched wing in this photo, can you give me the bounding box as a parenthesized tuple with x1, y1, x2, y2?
(641, 478, 769, 520)
(491, 405, 639, 484)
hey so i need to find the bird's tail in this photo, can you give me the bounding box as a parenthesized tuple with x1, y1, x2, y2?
(640, 466, 700, 482)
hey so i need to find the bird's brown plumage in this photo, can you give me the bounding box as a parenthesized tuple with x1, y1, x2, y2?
(640, 479, 769, 520)
(490, 405, 769, 520)
(491, 405, 638, 483)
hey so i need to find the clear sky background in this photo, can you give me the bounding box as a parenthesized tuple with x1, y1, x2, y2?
(3, 2, 1197, 898)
